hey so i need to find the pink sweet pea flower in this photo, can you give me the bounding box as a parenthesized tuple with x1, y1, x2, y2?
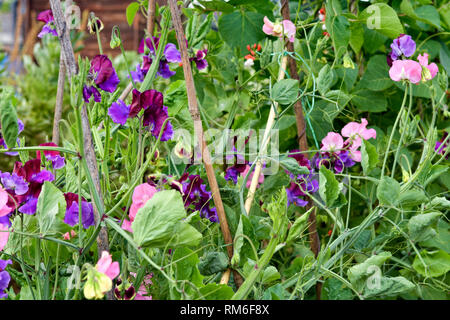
(0, 188, 12, 217)
(241, 165, 264, 189)
(262, 16, 296, 42)
(96, 251, 120, 280)
(417, 53, 438, 81)
(0, 224, 9, 251)
(122, 183, 157, 233)
(341, 118, 377, 149)
(321, 132, 344, 152)
(389, 59, 422, 84)
(348, 146, 362, 162)
(63, 230, 77, 241)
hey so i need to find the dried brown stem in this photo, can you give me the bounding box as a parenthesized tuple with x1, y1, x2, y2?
(167, 0, 242, 288)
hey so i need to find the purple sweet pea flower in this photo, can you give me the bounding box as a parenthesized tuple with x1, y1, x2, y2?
(0, 259, 11, 299)
(63, 193, 95, 229)
(0, 172, 28, 195)
(387, 34, 416, 66)
(286, 182, 309, 207)
(225, 163, 248, 184)
(37, 10, 57, 38)
(286, 173, 319, 207)
(191, 49, 208, 70)
(164, 43, 182, 63)
(90, 55, 120, 93)
(435, 132, 448, 159)
(83, 86, 102, 103)
(108, 99, 130, 125)
(157, 60, 176, 79)
(143, 105, 173, 141)
(19, 197, 38, 215)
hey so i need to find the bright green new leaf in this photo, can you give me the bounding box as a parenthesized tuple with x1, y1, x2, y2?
(319, 166, 340, 208)
(286, 208, 313, 243)
(317, 64, 335, 96)
(36, 181, 66, 236)
(363, 276, 415, 298)
(126, 2, 140, 26)
(360, 3, 404, 39)
(412, 250, 450, 278)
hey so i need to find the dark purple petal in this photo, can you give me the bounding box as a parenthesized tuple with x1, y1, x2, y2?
(92, 87, 102, 102)
(143, 105, 173, 141)
(195, 58, 208, 70)
(97, 71, 120, 93)
(83, 86, 91, 103)
(108, 100, 130, 125)
(157, 60, 176, 79)
(91, 55, 120, 93)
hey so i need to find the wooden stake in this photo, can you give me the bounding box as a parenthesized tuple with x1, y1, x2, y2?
(244, 56, 288, 215)
(167, 0, 243, 288)
(147, 0, 156, 36)
(281, 0, 322, 299)
(52, 54, 66, 145)
(48, 1, 111, 300)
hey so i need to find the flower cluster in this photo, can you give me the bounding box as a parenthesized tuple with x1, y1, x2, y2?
(262, 16, 296, 42)
(284, 151, 319, 207)
(83, 55, 120, 103)
(387, 34, 438, 84)
(0, 118, 24, 156)
(318, 8, 329, 37)
(177, 173, 218, 223)
(243, 43, 262, 69)
(37, 9, 57, 38)
(313, 118, 377, 173)
(131, 37, 182, 82)
(0, 259, 11, 299)
(108, 88, 173, 141)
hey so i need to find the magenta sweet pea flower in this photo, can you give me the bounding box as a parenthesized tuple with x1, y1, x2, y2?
(262, 16, 296, 42)
(321, 132, 344, 152)
(418, 53, 439, 81)
(389, 59, 422, 84)
(96, 251, 120, 280)
(37, 9, 57, 38)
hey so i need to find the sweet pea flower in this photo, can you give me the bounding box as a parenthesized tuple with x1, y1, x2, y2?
(341, 118, 376, 149)
(418, 53, 439, 81)
(122, 183, 157, 233)
(0, 224, 9, 251)
(191, 49, 208, 70)
(83, 55, 120, 103)
(96, 251, 120, 280)
(63, 193, 95, 229)
(63, 230, 77, 241)
(37, 10, 57, 38)
(84, 269, 113, 300)
(241, 164, 264, 189)
(389, 59, 422, 84)
(0, 188, 12, 217)
(321, 132, 344, 152)
(262, 16, 296, 42)
(36, 142, 65, 169)
(387, 34, 416, 66)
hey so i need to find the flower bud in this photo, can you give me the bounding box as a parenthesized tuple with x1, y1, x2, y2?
(88, 17, 104, 34)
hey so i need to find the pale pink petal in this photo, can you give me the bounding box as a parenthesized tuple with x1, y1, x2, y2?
(282, 20, 296, 42)
(241, 165, 264, 189)
(361, 128, 377, 140)
(349, 149, 361, 162)
(63, 232, 70, 240)
(427, 63, 438, 79)
(262, 16, 274, 35)
(105, 261, 120, 280)
(389, 60, 406, 82)
(321, 132, 344, 152)
(404, 60, 422, 84)
(417, 53, 429, 66)
(122, 218, 133, 233)
(0, 224, 9, 251)
(129, 183, 157, 221)
(96, 251, 113, 274)
(341, 122, 360, 138)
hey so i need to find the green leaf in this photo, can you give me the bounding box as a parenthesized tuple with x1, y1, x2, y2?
(286, 208, 313, 244)
(376, 176, 400, 206)
(198, 252, 229, 276)
(132, 190, 200, 248)
(420, 220, 450, 253)
(272, 79, 299, 105)
(361, 140, 378, 175)
(349, 23, 364, 54)
(359, 55, 393, 91)
(218, 11, 266, 54)
(429, 197, 450, 210)
(360, 3, 404, 39)
(317, 64, 335, 96)
(262, 266, 280, 284)
(351, 89, 387, 112)
(363, 276, 415, 298)
(415, 5, 441, 29)
(199, 283, 234, 300)
(0, 88, 19, 149)
(231, 215, 244, 266)
(412, 250, 450, 277)
(398, 189, 428, 207)
(347, 251, 392, 291)
(173, 247, 204, 290)
(36, 181, 66, 236)
(322, 278, 354, 300)
(197, 0, 234, 13)
(126, 2, 140, 26)
(408, 212, 441, 242)
(319, 166, 340, 208)
(278, 156, 310, 175)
